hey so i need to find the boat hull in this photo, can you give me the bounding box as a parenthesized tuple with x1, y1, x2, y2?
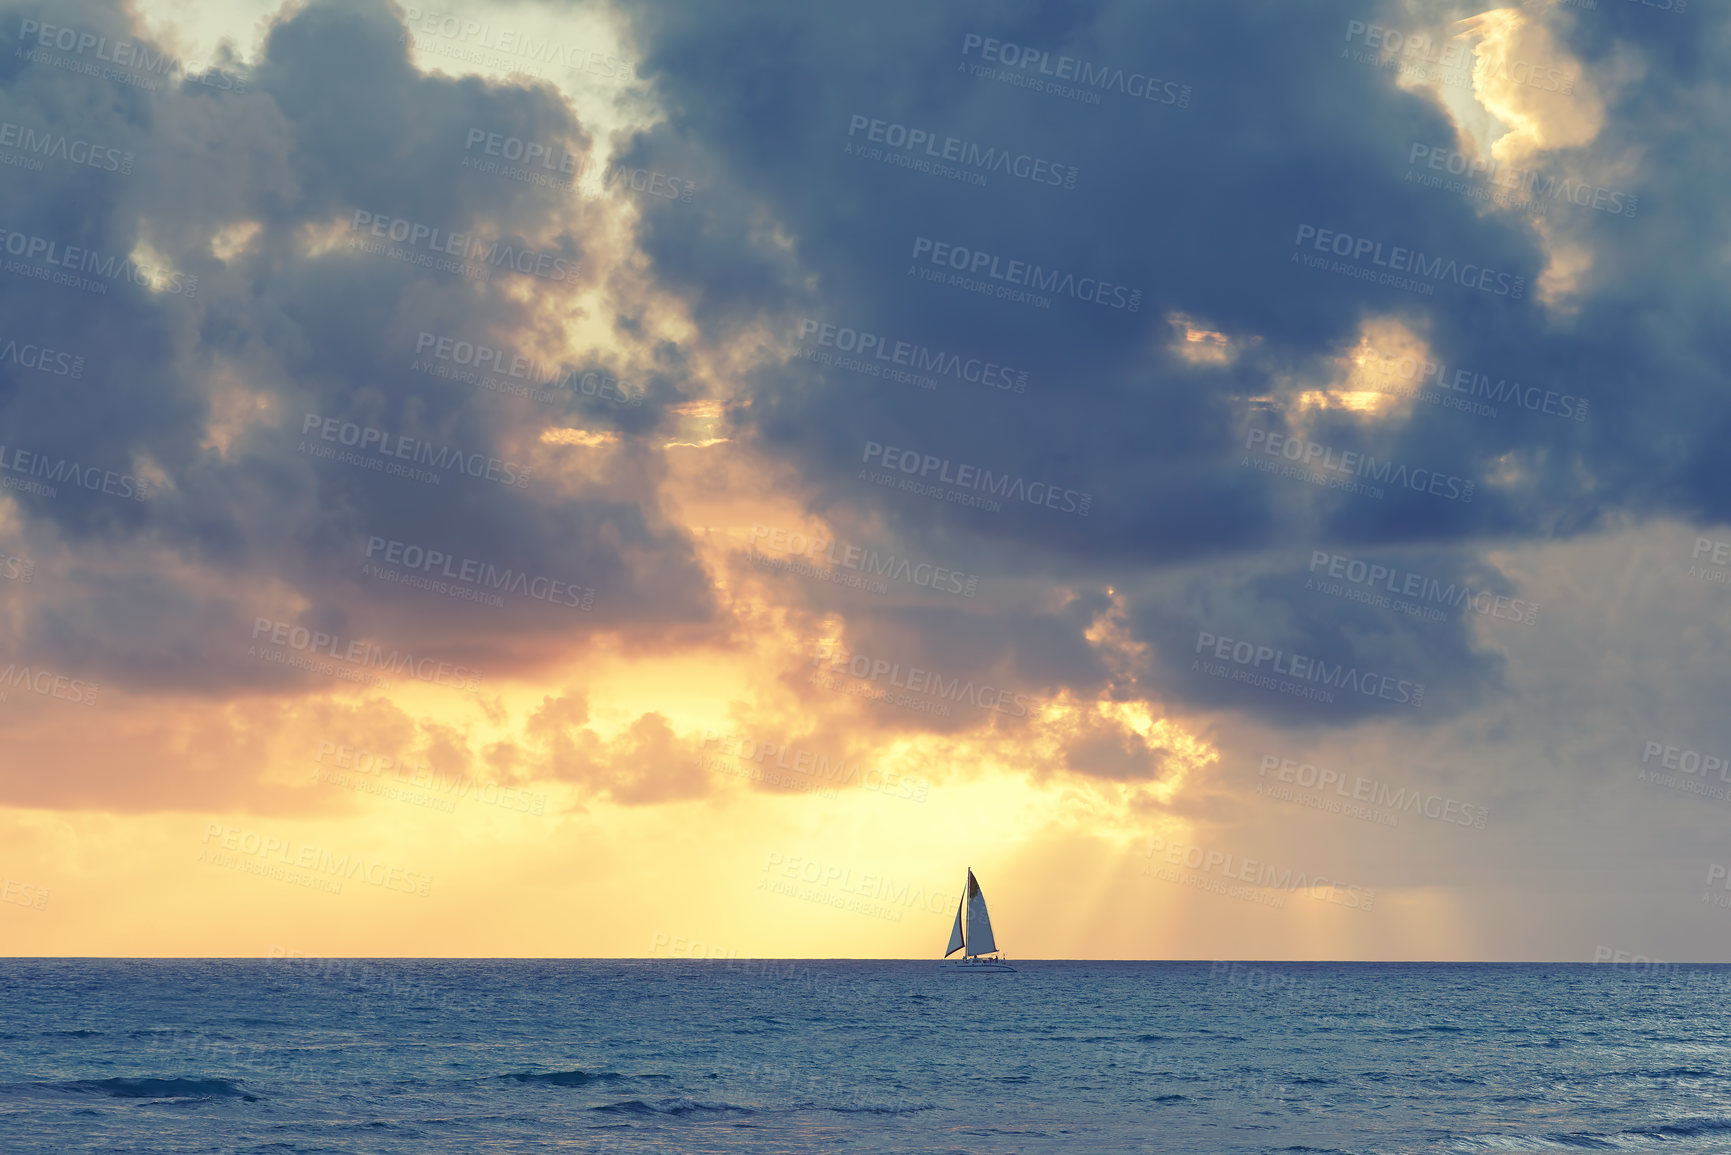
(937, 959, 1017, 973)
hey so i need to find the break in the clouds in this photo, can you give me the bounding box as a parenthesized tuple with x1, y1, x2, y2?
(5, 0, 1731, 960)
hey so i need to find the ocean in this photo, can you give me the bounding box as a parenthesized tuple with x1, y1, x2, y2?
(1, 960, 1729, 1153)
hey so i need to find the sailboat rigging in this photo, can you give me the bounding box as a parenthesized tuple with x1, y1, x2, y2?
(939, 868, 1016, 973)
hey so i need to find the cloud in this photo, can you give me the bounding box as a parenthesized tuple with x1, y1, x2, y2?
(0, 0, 725, 703)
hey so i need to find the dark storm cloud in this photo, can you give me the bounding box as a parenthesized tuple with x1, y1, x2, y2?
(617, 0, 1539, 548)
(0, 0, 718, 699)
(609, 0, 1718, 736)
(1119, 551, 1509, 726)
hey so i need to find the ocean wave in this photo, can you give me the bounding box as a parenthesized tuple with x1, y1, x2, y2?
(592, 1097, 754, 1117)
(1645, 1119, 1731, 1139)
(127, 1027, 226, 1041)
(1453, 1116, 1731, 1150)
(800, 1100, 936, 1115)
(1455, 1135, 1637, 1152)
(501, 1069, 636, 1087)
(46, 1077, 257, 1101)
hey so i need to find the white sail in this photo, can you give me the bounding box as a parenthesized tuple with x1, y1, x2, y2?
(945, 896, 965, 957)
(963, 869, 997, 957)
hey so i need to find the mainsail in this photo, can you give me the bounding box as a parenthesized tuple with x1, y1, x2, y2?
(962, 869, 997, 957)
(945, 896, 965, 957)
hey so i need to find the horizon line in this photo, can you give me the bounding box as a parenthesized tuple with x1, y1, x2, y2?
(0, 955, 1717, 964)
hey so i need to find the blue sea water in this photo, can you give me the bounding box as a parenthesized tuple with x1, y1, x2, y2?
(2, 960, 1730, 1154)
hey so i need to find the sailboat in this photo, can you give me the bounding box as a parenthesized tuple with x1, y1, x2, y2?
(939, 868, 1016, 973)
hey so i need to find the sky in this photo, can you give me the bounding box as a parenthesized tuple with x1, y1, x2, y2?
(0, 0, 1724, 961)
